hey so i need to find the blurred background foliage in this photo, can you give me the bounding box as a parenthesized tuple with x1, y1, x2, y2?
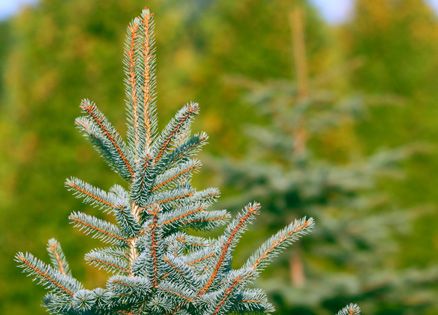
(0, 0, 436, 314)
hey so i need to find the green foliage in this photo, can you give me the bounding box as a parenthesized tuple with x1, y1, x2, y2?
(344, 0, 438, 271)
(15, 9, 360, 314)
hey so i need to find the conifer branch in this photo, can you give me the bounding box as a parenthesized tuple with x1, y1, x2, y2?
(158, 281, 195, 303)
(160, 204, 206, 227)
(148, 204, 161, 287)
(186, 252, 216, 266)
(108, 275, 151, 305)
(173, 234, 213, 249)
(85, 250, 130, 275)
(80, 99, 134, 177)
(152, 103, 200, 164)
(336, 304, 361, 315)
(47, 239, 71, 276)
(210, 270, 255, 315)
(125, 20, 141, 157)
(246, 217, 314, 272)
(15, 252, 81, 297)
(69, 212, 128, 246)
(152, 159, 202, 192)
(75, 116, 133, 180)
(145, 188, 194, 208)
(141, 10, 157, 151)
(131, 153, 153, 206)
(199, 203, 260, 296)
(182, 211, 231, 230)
(66, 177, 123, 211)
(231, 289, 274, 313)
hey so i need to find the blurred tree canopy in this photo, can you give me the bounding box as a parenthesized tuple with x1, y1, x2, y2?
(344, 0, 438, 267)
(0, 0, 437, 314)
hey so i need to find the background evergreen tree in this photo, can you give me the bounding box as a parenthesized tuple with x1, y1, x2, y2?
(185, 0, 332, 156)
(210, 6, 438, 315)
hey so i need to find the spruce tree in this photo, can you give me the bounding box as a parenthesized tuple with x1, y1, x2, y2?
(15, 9, 358, 315)
(211, 7, 438, 315)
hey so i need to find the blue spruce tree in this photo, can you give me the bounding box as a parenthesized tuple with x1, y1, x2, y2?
(15, 9, 359, 315)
